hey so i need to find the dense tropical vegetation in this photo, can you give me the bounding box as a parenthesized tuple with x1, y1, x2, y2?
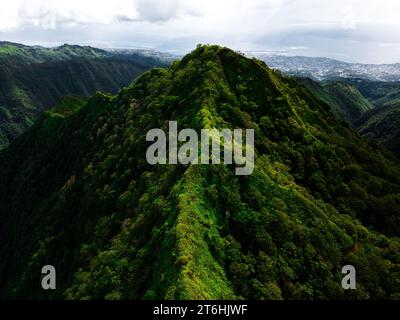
(0, 45, 400, 300)
(297, 77, 400, 156)
(0, 42, 166, 149)
(298, 78, 374, 125)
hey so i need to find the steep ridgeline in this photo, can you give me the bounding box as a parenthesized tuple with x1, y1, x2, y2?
(297, 78, 374, 125)
(346, 79, 400, 156)
(0, 42, 168, 149)
(1, 45, 400, 300)
(357, 104, 400, 156)
(346, 79, 400, 105)
(298, 77, 400, 156)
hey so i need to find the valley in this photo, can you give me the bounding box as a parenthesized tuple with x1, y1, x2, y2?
(0, 42, 168, 149)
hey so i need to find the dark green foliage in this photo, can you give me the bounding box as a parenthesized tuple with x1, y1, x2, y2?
(346, 78, 400, 104)
(0, 42, 167, 149)
(298, 78, 374, 125)
(357, 105, 400, 156)
(0, 45, 400, 300)
(346, 79, 400, 156)
(299, 77, 400, 157)
(0, 42, 108, 63)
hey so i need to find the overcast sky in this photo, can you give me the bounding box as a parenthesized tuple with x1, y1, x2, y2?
(1, 0, 400, 63)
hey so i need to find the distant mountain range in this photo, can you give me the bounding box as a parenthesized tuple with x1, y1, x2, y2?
(0, 42, 168, 148)
(249, 53, 400, 82)
(104, 47, 178, 63)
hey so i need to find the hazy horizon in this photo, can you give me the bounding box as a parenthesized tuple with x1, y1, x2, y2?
(3, 40, 400, 66)
(1, 0, 400, 64)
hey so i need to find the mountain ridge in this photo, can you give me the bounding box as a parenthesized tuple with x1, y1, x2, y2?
(297, 78, 374, 125)
(1, 45, 400, 300)
(0, 42, 168, 149)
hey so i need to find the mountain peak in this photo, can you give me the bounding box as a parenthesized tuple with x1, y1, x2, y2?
(1, 45, 400, 300)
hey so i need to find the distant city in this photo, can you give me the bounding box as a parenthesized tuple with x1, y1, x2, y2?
(248, 53, 400, 82)
(105, 45, 400, 82)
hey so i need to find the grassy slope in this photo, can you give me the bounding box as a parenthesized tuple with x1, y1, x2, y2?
(0, 45, 400, 300)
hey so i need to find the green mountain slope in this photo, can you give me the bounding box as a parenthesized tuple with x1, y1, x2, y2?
(1, 45, 400, 300)
(357, 104, 400, 156)
(342, 79, 400, 156)
(297, 78, 374, 125)
(0, 42, 108, 63)
(346, 78, 400, 104)
(299, 77, 400, 156)
(0, 42, 167, 149)
(373, 90, 400, 108)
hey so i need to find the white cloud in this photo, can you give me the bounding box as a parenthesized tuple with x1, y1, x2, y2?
(0, 0, 285, 31)
(0, 0, 23, 31)
(0, 0, 203, 30)
(1, 0, 400, 63)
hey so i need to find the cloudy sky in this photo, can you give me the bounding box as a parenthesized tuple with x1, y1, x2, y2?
(1, 0, 400, 63)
